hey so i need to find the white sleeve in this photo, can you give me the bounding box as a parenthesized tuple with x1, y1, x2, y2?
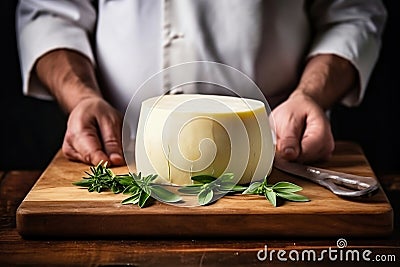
(16, 0, 97, 100)
(307, 0, 387, 106)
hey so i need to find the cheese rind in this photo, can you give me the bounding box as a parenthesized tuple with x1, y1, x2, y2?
(135, 94, 275, 185)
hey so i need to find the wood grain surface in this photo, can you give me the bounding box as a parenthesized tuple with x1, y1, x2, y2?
(16, 142, 393, 238)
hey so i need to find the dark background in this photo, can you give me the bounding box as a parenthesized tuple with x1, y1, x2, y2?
(1, 1, 399, 177)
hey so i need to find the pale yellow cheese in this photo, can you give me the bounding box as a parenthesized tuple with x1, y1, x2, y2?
(135, 94, 275, 185)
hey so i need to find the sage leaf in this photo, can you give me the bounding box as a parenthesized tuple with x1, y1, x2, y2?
(276, 191, 310, 202)
(150, 185, 182, 203)
(138, 191, 151, 208)
(121, 194, 140, 205)
(117, 175, 135, 186)
(217, 173, 235, 183)
(265, 190, 277, 207)
(231, 185, 248, 192)
(272, 182, 303, 193)
(144, 174, 158, 184)
(208, 173, 237, 193)
(141, 185, 151, 195)
(242, 182, 262, 194)
(191, 175, 217, 184)
(198, 188, 214, 205)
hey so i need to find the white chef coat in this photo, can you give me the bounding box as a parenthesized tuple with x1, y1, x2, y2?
(16, 0, 387, 113)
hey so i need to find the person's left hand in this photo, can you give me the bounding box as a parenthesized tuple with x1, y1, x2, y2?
(271, 92, 335, 163)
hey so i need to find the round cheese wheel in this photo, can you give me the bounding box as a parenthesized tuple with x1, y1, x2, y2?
(135, 94, 275, 185)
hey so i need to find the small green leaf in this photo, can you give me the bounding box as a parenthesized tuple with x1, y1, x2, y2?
(111, 184, 121, 194)
(132, 172, 142, 183)
(231, 185, 248, 192)
(117, 176, 135, 186)
(138, 191, 151, 208)
(272, 182, 303, 193)
(191, 175, 217, 184)
(140, 184, 151, 195)
(242, 182, 262, 194)
(265, 191, 277, 207)
(73, 180, 93, 187)
(143, 174, 158, 185)
(105, 168, 115, 178)
(217, 173, 235, 183)
(150, 185, 182, 203)
(127, 186, 141, 195)
(276, 191, 309, 202)
(121, 194, 140, 205)
(198, 188, 214, 205)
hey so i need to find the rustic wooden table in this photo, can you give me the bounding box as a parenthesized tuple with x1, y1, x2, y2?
(0, 142, 399, 266)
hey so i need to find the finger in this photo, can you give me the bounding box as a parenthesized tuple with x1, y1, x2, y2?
(62, 140, 83, 162)
(298, 118, 334, 163)
(64, 128, 110, 166)
(274, 113, 305, 161)
(98, 115, 124, 166)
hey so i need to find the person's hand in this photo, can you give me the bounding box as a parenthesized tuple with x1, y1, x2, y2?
(34, 49, 125, 166)
(271, 92, 335, 163)
(271, 54, 357, 163)
(62, 97, 125, 166)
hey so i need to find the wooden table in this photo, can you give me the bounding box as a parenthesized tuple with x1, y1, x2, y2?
(1, 142, 399, 266)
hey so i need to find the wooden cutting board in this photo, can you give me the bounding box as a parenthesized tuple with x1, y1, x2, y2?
(16, 141, 393, 238)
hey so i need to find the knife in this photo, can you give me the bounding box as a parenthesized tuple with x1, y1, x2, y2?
(273, 159, 379, 197)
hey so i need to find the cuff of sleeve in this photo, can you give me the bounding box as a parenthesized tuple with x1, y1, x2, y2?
(18, 15, 95, 100)
(307, 24, 381, 107)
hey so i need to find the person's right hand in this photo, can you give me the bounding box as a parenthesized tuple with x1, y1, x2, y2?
(62, 97, 125, 166)
(34, 49, 125, 166)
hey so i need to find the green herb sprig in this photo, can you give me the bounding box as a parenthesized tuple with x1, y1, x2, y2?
(73, 161, 182, 208)
(74, 162, 310, 207)
(242, 179, 310, 207)
(178, 173, 247, 205)
(73, 161, 125, 193)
